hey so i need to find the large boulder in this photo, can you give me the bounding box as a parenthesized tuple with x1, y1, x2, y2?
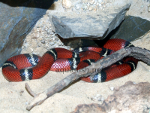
(0, 0, 55, 67)
(51, 1, 131, 39)
(110, 16, 150, 41)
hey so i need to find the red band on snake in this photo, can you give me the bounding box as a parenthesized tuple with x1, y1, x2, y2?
(2, 39, 138, 82)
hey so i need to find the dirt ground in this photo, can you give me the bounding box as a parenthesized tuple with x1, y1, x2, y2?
(0, 0, 150, 113)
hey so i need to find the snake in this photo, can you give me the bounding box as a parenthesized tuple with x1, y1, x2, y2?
(2, 39, 138, 82)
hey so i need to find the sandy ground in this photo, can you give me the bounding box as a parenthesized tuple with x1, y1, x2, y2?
(0, 0, 150, 113)
(0, 34, 150, 113)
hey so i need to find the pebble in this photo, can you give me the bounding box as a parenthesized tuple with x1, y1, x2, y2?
(148, 4, 150, 12)
(62, 0, 72, 9)
(88, 6, 93, 11)
(91, 94, 104, 102)
(89, 0, 95, 5)
(109, 86, 114, 91)
(60, 0, 105, 12)
(75, 3, 81, 10)
(98, 0, 103, 3)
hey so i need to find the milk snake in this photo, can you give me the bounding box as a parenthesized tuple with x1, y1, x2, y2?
(2, 39, 138, 82)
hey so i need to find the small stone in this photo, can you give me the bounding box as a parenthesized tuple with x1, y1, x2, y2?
(19, 90, 24, 96)
(148, 5, 150, 12)
(75, 4, 81, 10)
(82, 5, 88, 10)
(91, 94, 104, 102)
(109, 86, 114, 91)
(89, 0, 95, 4)
(41, 40, 45, 44)
(25, 102, 28, 105)
(97, 0, 103, 3)
(98, 3, 102, 7)
(62, 0, 72, 9)
(88, 6, 93, 11)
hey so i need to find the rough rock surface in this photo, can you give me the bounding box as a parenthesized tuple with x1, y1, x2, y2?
(21, 0, 150, 54)
(72, 81, 150, 113)
(110, 16, 150, 41)
(52, 3, 131, 39)
(0, 0, 55, 67)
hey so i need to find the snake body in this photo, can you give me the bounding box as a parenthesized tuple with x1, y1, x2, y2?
(2, 39, 138, 82)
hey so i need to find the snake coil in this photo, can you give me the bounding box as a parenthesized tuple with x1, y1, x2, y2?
(2, 39, 138, 82)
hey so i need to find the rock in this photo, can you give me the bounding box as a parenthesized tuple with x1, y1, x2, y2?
(23, 0, 150, 54)
(51, 2, 131, 39)
(62, 0, 72, 9)
(71, 103, 106, 113)
(0, 0, 55, 67)
(72, 81, 150, 113)
(109, 16, 150, 41)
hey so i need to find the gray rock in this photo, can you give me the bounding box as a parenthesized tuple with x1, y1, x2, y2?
(52, 4, 131, 39)
(110, 16, 150, 41)
(0, 0, 55, 67)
